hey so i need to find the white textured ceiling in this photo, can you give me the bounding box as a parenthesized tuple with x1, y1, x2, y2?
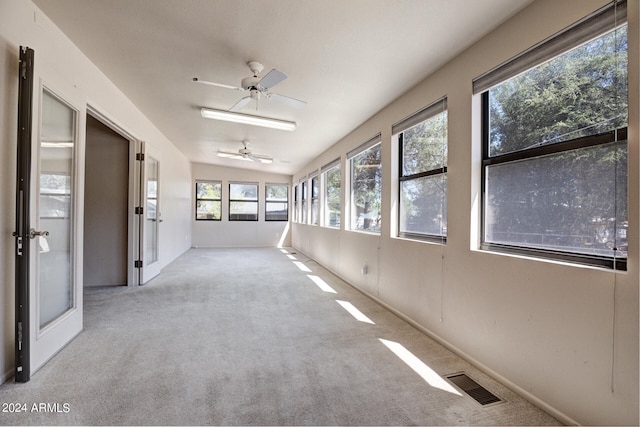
(33, 0, 532, 175)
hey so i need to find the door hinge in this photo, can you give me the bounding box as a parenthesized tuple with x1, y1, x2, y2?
(19, 56, 26, 79)
(19, 47, 30, 79)
(136, 152, 145, 161)
(135, 260, 143, 268)
(135, 206, 143, 215)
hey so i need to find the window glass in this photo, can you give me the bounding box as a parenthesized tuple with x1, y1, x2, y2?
(485, 142, 627, 258)
(311, 175, 319, 225)
(402, 112, 447, 175)
(399, 108, 447, 239)
(488, 26, 628, 157)
(40, 173, 71, 218)
(229, 182, 258, 221)
(293, 185, 299, 222)
(195, 181, 222, 220)
(350, 142, 381, 232)
(301, 181, 307, 224)
(482, 19, 627, 269)
(400, 174, 447, 237)
(265, 184, 288, 221)
(323, 164, 341, 228)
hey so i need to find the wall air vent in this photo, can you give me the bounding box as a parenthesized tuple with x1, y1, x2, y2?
(446, 373, 503, 406)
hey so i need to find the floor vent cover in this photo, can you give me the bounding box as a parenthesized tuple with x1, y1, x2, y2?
(446, 373, 502, 406)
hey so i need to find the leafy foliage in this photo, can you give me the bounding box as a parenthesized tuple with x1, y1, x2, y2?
(266, 184, 288, 221)
(351, 144, 382, 231)
(399, 112, 448, 236)
(266, 184, 288, 200)
(489, 26, 628, 154)
(196, 181, 221, 220)
(324, 165, 341, 227)
(402, 112, 447, 175)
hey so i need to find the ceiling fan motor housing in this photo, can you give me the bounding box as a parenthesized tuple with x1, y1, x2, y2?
(241, 75, 262, 90)
(247, 61, 264, 75)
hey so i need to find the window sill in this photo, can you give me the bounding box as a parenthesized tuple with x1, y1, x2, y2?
(478, 243, 627, 272)
(397, 232, 447, 245)
(348, 228, 381, 236)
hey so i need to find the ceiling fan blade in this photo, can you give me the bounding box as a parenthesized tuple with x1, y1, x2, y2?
(250, 153, 273, 163)
(258, 69, 287, 90)
(218, 144, 272, 164)
(268, 93, 307, 109)
(229, 96, 253, 111)
(193, 77, 244, 91)
(217, 148, 243, 159)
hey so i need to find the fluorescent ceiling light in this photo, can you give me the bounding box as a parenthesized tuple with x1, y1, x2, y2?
(201, 108, 296, 131)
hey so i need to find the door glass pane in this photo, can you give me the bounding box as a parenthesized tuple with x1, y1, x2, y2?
(145, 156, 159, 264)
(39, 90, 75, 328)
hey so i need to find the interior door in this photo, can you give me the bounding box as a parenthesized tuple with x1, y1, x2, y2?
(84, 114, 129, 287)
(138, 142, 162, 284)
(17, 48, 85, 377)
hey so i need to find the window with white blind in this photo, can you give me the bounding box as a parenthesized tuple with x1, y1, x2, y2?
(394, 98, 448, 241)
(229, 182, 258, 221)
(476, 0, 628, 270)
(265, 183, 288, 221)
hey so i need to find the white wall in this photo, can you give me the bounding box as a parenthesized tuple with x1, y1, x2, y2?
(292, 0, 639, 425)
(0, 0, 192, 382)
(192, 162, 291, 248)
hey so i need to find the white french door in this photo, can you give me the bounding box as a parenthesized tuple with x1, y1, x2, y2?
(138, 142, 162, 284)
(27, 55, 85, 374)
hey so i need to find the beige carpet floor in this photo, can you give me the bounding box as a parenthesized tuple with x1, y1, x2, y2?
(0, 247, 560, 426)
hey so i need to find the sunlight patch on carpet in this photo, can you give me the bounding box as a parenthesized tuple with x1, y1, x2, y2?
(379, 338, 462, 396)
(336, 300, 375, 324)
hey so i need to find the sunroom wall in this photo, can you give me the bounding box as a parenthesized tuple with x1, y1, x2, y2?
(291, 1, 639, 425)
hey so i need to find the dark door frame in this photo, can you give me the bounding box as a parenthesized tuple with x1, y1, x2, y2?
(14, 46, 35, 383)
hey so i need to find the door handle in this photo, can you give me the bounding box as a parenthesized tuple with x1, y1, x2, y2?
(29, 228, 49, 239)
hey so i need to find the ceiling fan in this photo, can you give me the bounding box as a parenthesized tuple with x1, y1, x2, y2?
(217, 141, 273, 164)
(194, 61, 306, 111)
